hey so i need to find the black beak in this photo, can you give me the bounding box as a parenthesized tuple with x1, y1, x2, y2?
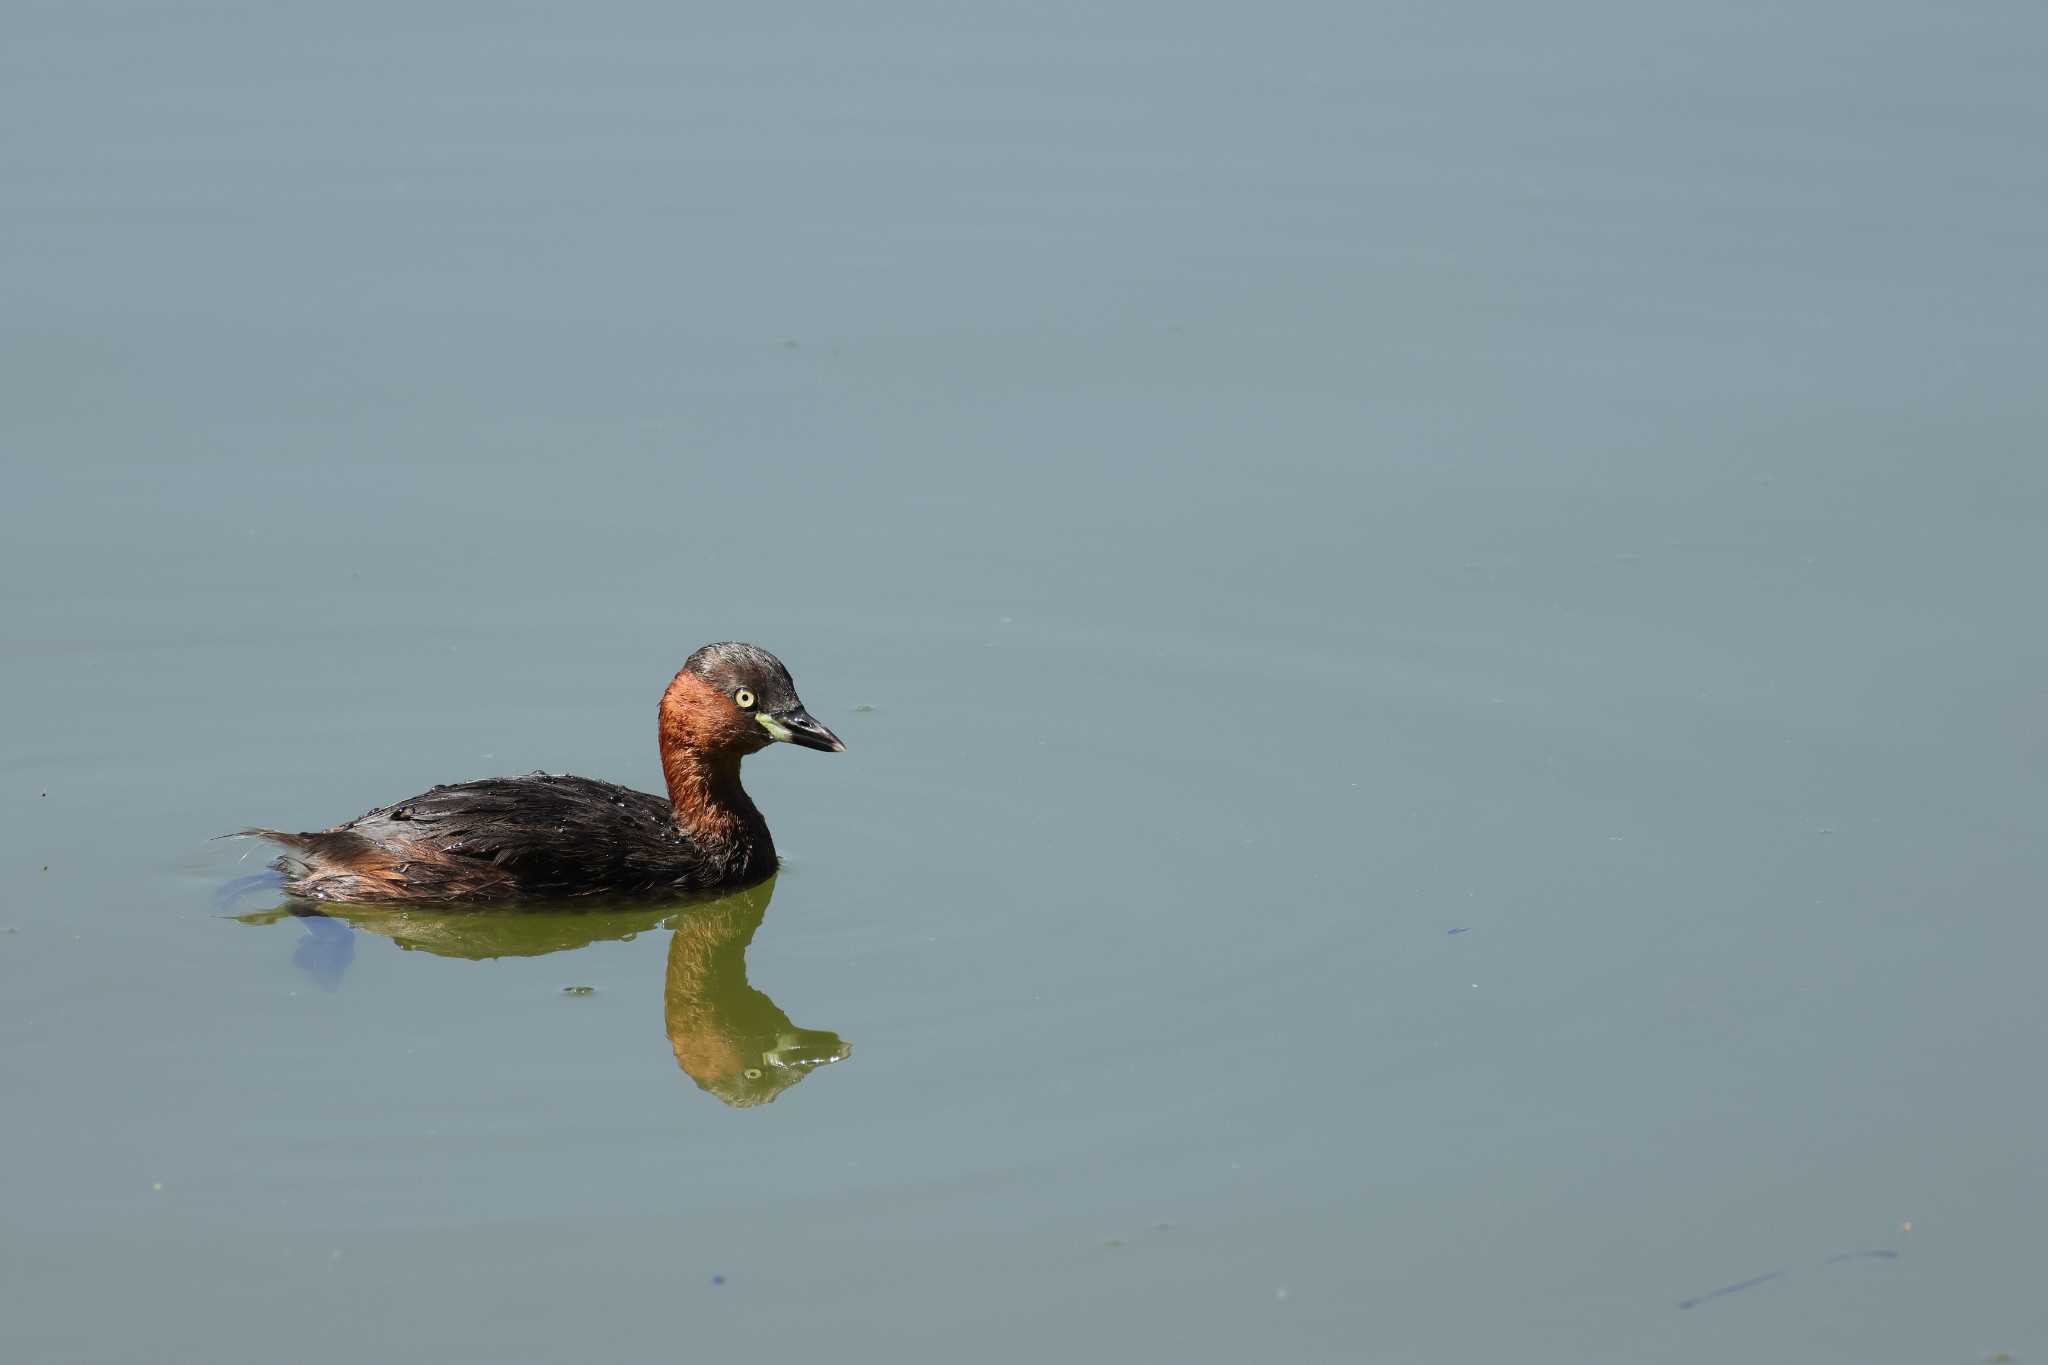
(775, 707, 846, 752)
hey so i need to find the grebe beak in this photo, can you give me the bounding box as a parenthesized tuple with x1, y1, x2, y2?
(757, 707, 846, 752)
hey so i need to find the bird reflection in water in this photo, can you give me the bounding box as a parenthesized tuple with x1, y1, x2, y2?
(232, 873, 848, 1108)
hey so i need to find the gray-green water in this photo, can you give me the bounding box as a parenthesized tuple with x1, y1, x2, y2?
(5, 4, 2045, 1361)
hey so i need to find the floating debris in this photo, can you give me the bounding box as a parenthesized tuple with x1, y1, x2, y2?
(1678, 1268, 1786, 1309)
(1678, 1249, 1897, 1309)
(1447, 927, 1469, 935)
(563, 985, 595, 996)
(711, 1274, 726, 1286)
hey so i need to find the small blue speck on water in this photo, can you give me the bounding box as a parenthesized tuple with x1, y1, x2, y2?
(711, 1274, 725, 1286)
(1447, 927, 1469, 935)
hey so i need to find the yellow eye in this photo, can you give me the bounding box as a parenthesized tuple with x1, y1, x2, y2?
(733, 688, 755, 709)
(743, 1067, 763, 1080)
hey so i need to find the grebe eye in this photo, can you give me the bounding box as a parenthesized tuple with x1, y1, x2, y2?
(733, 688, 755, 709)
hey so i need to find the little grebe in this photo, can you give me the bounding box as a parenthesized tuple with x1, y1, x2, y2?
(237, 642, 843, 903)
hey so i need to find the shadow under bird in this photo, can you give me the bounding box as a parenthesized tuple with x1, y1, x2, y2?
(230, 642, 843, 902)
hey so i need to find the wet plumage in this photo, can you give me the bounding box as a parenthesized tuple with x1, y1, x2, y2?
(234, 642, 843, 903)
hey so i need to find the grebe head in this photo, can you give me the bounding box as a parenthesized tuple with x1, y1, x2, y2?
(674, 641, 845, 755)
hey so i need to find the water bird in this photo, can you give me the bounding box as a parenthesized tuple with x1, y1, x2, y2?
(232, 642, 842, 902)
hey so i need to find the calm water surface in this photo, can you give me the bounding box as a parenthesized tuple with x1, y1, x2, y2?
(5, 3, 2046, 1362)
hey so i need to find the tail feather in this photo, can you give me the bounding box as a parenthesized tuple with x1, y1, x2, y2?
(217, 826, 307, 845)
(218, 827, 305, 880)
(219, 823, 517, 903)
(220, 826, 426, 901)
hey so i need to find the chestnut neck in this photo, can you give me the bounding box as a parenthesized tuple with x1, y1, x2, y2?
(658, 674, 774, 876)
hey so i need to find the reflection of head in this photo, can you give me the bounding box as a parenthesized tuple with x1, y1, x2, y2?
(664, 876, 850, 1108)
(234, 873, 850, 1108)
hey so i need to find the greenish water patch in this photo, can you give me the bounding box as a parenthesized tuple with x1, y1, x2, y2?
(234, 876, 850, 1109)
